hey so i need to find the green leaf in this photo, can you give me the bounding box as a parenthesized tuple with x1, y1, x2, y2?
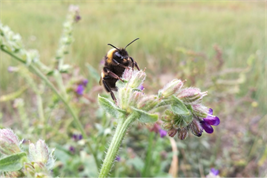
(86, 63, 100, 82)
(0, 152, 27, 172)
(98, 95, 126, 118)
(171, 96, 193, 126)
(131, 107, 158, 123)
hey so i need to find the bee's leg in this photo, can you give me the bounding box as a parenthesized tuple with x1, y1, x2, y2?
(112, 59, 129, 69)
(102, 80, 117, 102)
(130, 57, 140, 70)
(104, 67, 125, 82)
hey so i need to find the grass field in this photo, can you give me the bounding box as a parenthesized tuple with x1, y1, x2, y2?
(0, 1, 266, 177)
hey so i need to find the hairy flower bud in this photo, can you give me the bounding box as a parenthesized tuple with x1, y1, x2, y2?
(128, 70, 146, 89)
(177, 127, 188, 140)
(190, 119, 203, 137)
(118, 87, 132, 110)
(158, 79, 183, 98)
(137, 95, 158, 111)
(129, 91, 143, 107)
(177, 87, 207, 104)
(192, 104, 209, 118)
(0, 128, 21, 155)
(168, 128, 178, 137)
(29, 140, 49, 163)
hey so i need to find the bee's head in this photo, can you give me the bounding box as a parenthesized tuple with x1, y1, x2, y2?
(107, 38, 139, 60)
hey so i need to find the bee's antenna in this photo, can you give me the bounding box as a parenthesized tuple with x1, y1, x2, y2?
(125, 38, 139, 49)
(107, 43, 119, 50)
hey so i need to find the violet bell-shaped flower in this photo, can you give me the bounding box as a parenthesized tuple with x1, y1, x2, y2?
(200, 108, 220, 134)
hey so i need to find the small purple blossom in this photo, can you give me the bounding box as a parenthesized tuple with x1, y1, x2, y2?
(200, 108, 220, 134)
(210, 168, 219, 176)
(137, 84, 144, 91)
(159, 129, 167, 138)
(75, 84, 84, 95)
(69, 146, 75, 154)
(82, 79, 88, 87)
(72, 134, 83, 141)
(115, 156, 121, 161)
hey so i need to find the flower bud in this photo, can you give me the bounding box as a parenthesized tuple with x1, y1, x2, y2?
(0, 128, 21, 155)
(118, 87, 132, 110)
(128, 91, 143, 108)
(177, 127, 188, 140)
(190, 119, 203, 137)
(137, 95, 158, 111)
(192, 104, 209, 118)
(177, 87, 207, 104)
(168, 128, 178, 137)
(158, 79, 183, 98)
(29, 140, 49, 163)
(128, 70, 146, 89)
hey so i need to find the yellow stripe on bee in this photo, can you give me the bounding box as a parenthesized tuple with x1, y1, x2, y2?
(106, 48, 117, 64)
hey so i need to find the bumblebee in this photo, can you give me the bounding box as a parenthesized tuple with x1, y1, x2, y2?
(99, 38, 140, 102)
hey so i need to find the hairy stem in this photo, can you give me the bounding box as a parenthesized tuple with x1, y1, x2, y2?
(99, 113, 137, 178)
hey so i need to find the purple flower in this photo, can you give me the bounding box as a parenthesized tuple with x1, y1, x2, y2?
(200, 108, 220, 134)
(159, 129, 167, 138)
(137, 84, 144, 91)
(72, 134, 83, 141)
(115, 156, 121, 161)
(210, 168, 219, 176)
(69, 146, 75, 154)
(82, 79, 88, 87)
(75, 84, 84, 95)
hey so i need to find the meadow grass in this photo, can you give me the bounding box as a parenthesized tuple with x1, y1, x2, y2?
(0, 1, 266, 176)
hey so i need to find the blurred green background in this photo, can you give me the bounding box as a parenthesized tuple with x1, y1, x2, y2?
(0, 0, 266, 177)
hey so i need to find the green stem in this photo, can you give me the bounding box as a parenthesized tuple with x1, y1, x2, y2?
(1, 48, 100, 168)
(99, 113, 137, 178)
(142, 132, 154, 177)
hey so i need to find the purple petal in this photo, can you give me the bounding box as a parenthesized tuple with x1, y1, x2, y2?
(203, 116, 220, 126)
(115, 156, 121, 161)
(82, 79, 88, 87)
(76, 85, 84, 95)
(210, 168, 219, 176)
(208, 108, 213, 115)
(200, 121, 214, 134)
(159, 129, 167, 138)
(137, 84, 144, 91)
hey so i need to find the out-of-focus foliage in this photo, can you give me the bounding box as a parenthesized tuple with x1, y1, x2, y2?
(0, 1, 266, 177)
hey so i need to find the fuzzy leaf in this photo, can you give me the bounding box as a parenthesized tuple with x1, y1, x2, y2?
(131, 107, 158, 123)
(171, 96, 193, 126)
(98, 95, 126, 118)
(0, 152, 27, 172)
(86, 63, 100, 82)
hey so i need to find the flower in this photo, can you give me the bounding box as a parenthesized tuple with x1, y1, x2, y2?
(206, 168, 220, 178)
(137, 84, 144, 91)
(115, 156, 121, 161)
(72, 134, 83, 141)
(75, 84, 84, 95)
(210, 168, 219, 176)
(82, 79, 88, 87)
(200, 108, 220, 134)
(159, 129, 167, 138)
(69, 146, 75, 154)
(150, 122, 167, 138)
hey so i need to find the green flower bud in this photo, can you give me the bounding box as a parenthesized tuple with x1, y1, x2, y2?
(191, 104, 209, 118)
(128, 91, 143, 108)
(128, 70, 146, 89)
(118, 87, 132, 110)
(177, 127, 188, 140)
(137, 95, 159, 111)
(177, 87, 207, 104)
(0, 128, 21, 155)
(158, 79, 183, 98)
(29, 140, 49, 164)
